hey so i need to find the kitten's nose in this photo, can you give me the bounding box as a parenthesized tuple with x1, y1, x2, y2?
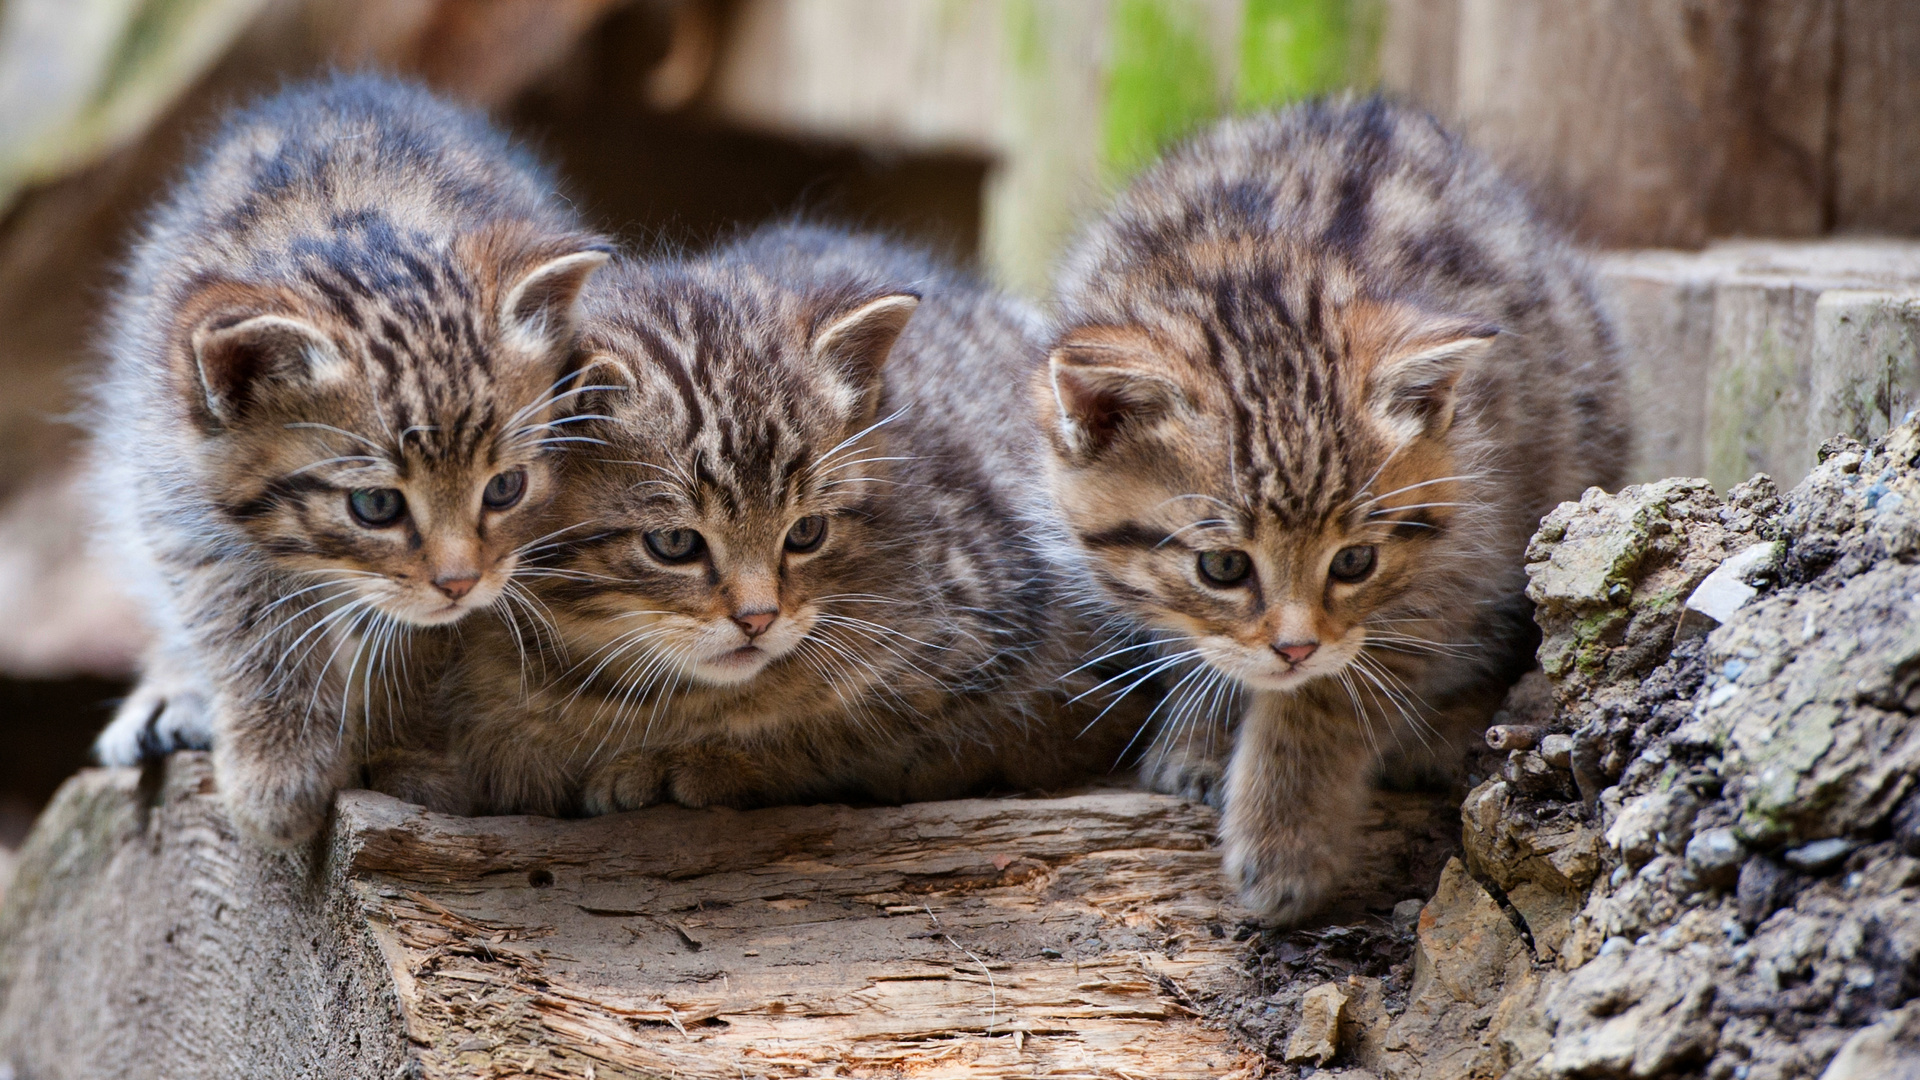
(434, 575, 479, 601)
(1273, 641, 1318, 666)
(733, 609, 778, 639)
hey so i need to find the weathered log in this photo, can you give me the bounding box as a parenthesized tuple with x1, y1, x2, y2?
(0, 753, 1474, 1077)
(0, 755, 1243, 1078)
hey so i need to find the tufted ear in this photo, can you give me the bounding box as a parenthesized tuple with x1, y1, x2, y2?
(810, 292, 919, 417)
(501, 246, 614, 352)
(1045, 325, 1186, 459)
(192, 311, 346, 422)
(1356, 305, 1498, 445)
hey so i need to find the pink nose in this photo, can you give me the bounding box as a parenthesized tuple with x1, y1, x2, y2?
(434, 576, 478, 601)
(1273, 641, 1318, 666)
(733, 610, 777, 638)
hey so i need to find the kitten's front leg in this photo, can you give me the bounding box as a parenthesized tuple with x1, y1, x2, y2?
(581, 744, 772, 814)
(579, 749, 670, 815)
(1220, 690, 1376, 925)
(211, 676, 359, 846)
(93, 637, 214, 765)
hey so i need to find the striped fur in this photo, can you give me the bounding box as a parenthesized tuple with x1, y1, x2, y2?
(435, 225, 1137, 816)
(89, 75, 610, 844)
(1038, 98, 1629, 922)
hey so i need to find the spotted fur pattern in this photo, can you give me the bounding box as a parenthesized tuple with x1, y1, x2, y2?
(432, 225, 1137, 816)
(1037, 98, 1628, 922)
(90, 75, 610, 844)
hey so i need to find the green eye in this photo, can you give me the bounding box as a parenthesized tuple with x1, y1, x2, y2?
(784, 515, 828, 553)
(1197, 549, 1252, 587)
(482, 467, 526, 510)
(643, 528, 704, 563)
(348, 488, 405, 527)
(1329, 545, 1377, 583)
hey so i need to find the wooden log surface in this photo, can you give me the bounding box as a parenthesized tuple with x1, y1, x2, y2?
(0, 754, 1465, 1078)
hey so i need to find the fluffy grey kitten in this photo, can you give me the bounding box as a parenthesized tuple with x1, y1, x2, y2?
(423, 225, 1139, 816)
(1036, 98, 1629, 922)
(90, 74, 609, 844)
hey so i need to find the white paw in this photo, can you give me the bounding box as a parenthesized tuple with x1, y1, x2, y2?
(93, 678, 213, 765)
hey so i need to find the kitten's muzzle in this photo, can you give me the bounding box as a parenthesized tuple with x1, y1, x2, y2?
(1272, 641, 1319, 666)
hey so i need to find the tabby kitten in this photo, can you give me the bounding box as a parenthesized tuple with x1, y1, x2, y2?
(436, 225, 1131, 816)
(91, 75, 610, 844)
(1037, 98, 1628, 922)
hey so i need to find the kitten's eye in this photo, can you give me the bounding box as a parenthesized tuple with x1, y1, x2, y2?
(643, 528, 704, 564)
(1197, 549, 1252, 587)
(1329, 545, 1377, 583)
(482, 468, 527, 510)
(348, 488, 406, 527)
(784, 515, 828, 554)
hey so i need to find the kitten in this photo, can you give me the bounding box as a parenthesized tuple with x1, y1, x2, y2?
(1036, 98, 1628, 922)
(434, 225, 1134, 816)
(89, 74, 610, 844)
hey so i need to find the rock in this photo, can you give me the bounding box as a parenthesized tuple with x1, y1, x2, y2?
(1682, 827, 1746, 891)
(1736, 857, 1799, 930)
(1379, 858, 1537, 1078)
(1506, 749, 1576, 800)
(1818, 1002, 1920, 1080)
(1539, 734, 1575, 769)
(1284, 982, 1348, 1066)
(1392, 898, 1426, 936)
(1783, 837, 1858, 874)
(1340, 975, 1391, 1071)
(1529, 942, 1722, 1079)
(1894, 790, 1920, 856)
(1679, 540, 1783, 632)
(1605, 790, 1700, 870)
(1483, 418, 1920, 1079)
(1525, 476, 1772, 735)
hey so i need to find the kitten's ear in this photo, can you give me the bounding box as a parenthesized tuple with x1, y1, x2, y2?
(1046, 326, 1185, 458)
(810, 292, 920, 414)
(565, 351, 635, 414)
(501, 245, 613, 352)
(192, 312, 347, 422)
(1361, 313, 1498, 445)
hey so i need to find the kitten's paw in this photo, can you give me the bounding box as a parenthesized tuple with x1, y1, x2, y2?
(93, 678, 213, 766)
(1143, 749, 1227, 808)
(580, 753, 668, 815)
(1222, 835, 1344, 927)
(663, 746, 768, 808)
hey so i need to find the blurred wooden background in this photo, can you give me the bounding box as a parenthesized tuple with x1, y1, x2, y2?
(0, 0, 1915, 855)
